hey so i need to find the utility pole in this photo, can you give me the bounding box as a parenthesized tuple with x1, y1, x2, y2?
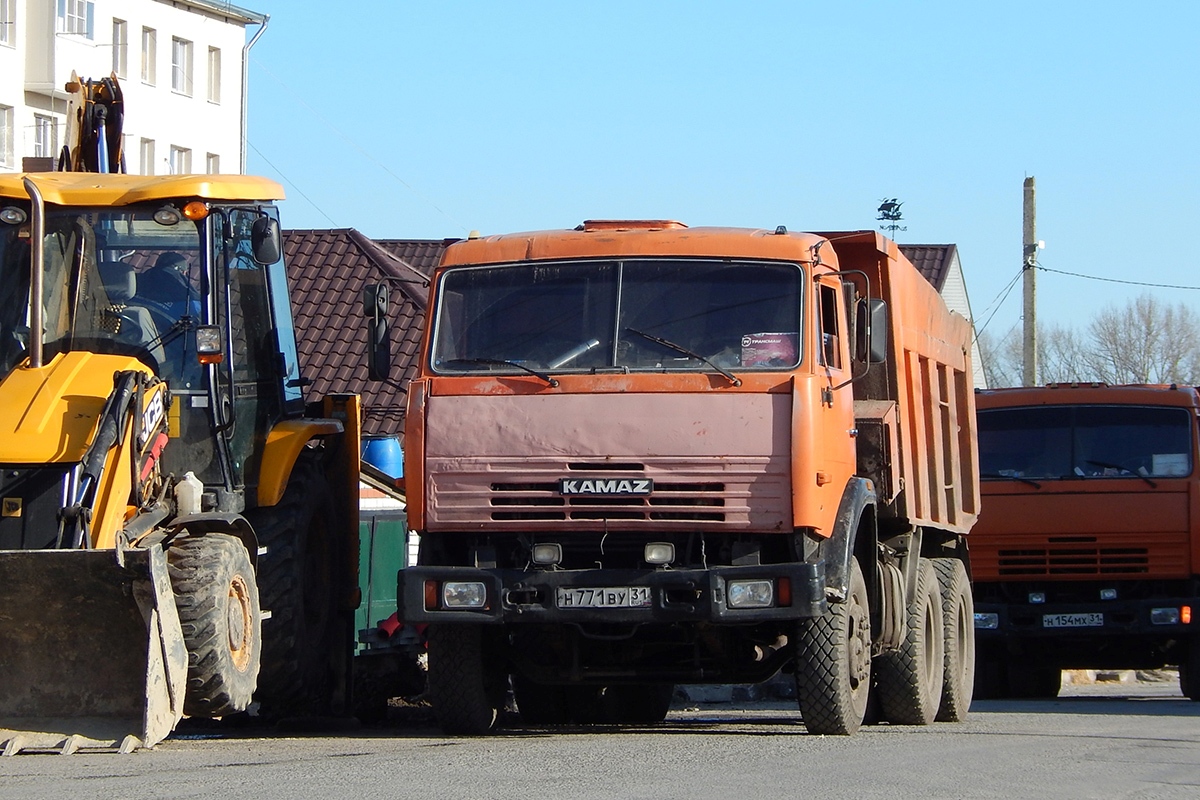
(1022, 177, 1037, 387)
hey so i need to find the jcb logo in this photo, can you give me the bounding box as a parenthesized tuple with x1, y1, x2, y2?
(2, 497, 21, 517)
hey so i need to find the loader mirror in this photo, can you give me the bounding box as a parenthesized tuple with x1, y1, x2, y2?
(250, 216, 282, 265)
(867, 298, 888, 364)
(365, 284, 392, 381)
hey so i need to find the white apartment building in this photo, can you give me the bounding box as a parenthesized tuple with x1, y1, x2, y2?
(0, 0, 266, 175)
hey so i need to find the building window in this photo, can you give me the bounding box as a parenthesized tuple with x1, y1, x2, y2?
(141, 27, 156, 85)
(139, 138, 154, 175)
(112, 19, 128, 78)
(206, 153, 220, 174)
(171, 37, 193, 96)
(0, 106, 12, 167)
(33, 115, 58, 159)
(169, 146, 191, 175)
(207, 47, 221, 104)
(0, 0, 15, 47)
(57, 0, 94, 39)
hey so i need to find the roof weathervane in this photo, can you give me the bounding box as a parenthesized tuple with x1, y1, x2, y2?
(877, 198, 907, 236)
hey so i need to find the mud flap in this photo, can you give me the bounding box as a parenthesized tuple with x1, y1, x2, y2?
(0, 545, 187, 754)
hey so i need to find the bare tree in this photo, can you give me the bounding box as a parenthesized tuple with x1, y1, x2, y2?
(1084, 295, 1200, 384)
(974, 294, 1200, 388)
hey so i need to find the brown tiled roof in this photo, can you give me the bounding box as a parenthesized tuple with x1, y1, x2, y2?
(899, 244, 958, 292)
(283, 229, 450, 437)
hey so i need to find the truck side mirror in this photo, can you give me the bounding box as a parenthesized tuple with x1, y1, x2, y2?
(250, 216, 282, 265)
(868, 299, 888, 364)
(364, 283, 392, 381)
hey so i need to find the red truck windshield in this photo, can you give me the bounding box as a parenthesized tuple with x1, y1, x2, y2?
(430, 259, 803, 375)
(978, 405, 1193, 480)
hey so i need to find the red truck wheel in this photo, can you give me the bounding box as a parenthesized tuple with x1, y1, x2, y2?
(876, 558, 945, 725)
(932, 558, 975, 721)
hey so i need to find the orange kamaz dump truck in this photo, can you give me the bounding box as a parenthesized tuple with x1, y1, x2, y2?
(972, 384, 1200, 699)
(381, 221, 979, 734)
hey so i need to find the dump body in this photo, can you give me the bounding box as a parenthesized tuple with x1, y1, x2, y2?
(972, 384, 1200, 696)
(396, 221, 978, 733)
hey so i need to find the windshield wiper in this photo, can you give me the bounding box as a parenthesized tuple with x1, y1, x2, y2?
(624, 328, 741, 387)
(981, 472, 1042, 489)
(440, 358, 558, 387)
(1085, 459, 1157, 488)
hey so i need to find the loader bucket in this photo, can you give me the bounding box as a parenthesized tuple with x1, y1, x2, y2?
(0, 545, 187, 754)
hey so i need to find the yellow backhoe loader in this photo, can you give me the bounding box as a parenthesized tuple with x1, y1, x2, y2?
(0, 75, 361, 754)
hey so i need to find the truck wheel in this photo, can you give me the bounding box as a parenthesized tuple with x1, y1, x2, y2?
(512, 674, 571, 725)
(428, 624, 507, 734)
(1008, 662, 1060, 698)
(931, 557, 975, 721)
(973, 645, 1008, 700)
(795, 556, 871, 735)
(876, 558, 945, 725)
(167, 533, 262, 717)
(1181, 636, 1200, 701)
(245, 453, 347, 718)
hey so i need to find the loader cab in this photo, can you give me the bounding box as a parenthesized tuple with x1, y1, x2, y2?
(0, 191, 303, 513)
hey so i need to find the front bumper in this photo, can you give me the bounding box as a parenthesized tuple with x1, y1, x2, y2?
(975, 597, 1199, 641)
(398, 561, 827, 625)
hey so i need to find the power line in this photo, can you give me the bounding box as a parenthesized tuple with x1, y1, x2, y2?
(249, 57, 470, 234)
(973, 267, 1025, 339)
(246, 140, 341, 227)
(1035, 264, 1200, 291)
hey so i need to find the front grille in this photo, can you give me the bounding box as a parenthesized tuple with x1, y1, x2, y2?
(490, 481, 727, 522)
(998, 546, 1150, 576)
(427, 455, 790, 531)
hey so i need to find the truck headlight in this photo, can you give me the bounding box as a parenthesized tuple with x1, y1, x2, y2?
(442, 581, 487, 609)
(974, 612, 1000, 630)
(727, 579, 773, 609)
(1151, 607, 1180, 625)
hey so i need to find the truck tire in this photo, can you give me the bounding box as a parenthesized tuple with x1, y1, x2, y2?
(428, 624, 507, 735)
(1181, 636, 1200, 701)
(876, 557, 945, 725)
(167, 533, 261, 717)
(931, 557, 975, 721)
(245, 453, 347, 718)
(512, 675, 571, 725)
(1008, 662, 1060, 699)
(795, 556, 871, 735)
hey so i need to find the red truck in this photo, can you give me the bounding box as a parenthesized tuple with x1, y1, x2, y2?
(380, 221, 980, 734)
(972, 384, 1200, 699)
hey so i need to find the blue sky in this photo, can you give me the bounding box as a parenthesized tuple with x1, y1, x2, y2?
(245, 1, 1200, 338)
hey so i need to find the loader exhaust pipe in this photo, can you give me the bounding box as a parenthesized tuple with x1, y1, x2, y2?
(22, 177, 44, 369)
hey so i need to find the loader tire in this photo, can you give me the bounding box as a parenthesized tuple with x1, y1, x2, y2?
(876, 557, 945, 725)
(795, 556, 872, 735)
(246, 453, 347, 718)
(931, 557, 975, 722)
(168, 533, 261, 717)
(428, 624, 507, 735)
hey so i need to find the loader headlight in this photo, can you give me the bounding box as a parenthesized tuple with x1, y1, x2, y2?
(153, 205, 182, 225)
(196, 325, 224, 365)
(0, 206, 27, 225)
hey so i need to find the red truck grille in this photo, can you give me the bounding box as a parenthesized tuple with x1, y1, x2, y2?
(996, 546, 1150, 576)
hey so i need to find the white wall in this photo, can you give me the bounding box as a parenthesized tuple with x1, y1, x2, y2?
(3, 0, 262, 174)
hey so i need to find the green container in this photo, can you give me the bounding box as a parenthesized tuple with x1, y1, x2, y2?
(356, 511, 408, 652)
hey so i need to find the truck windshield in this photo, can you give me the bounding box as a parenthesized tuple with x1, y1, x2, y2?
(978, 405, 1193, 480)
(431, 259, 802, 375)
(0, 205, 202, 385)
